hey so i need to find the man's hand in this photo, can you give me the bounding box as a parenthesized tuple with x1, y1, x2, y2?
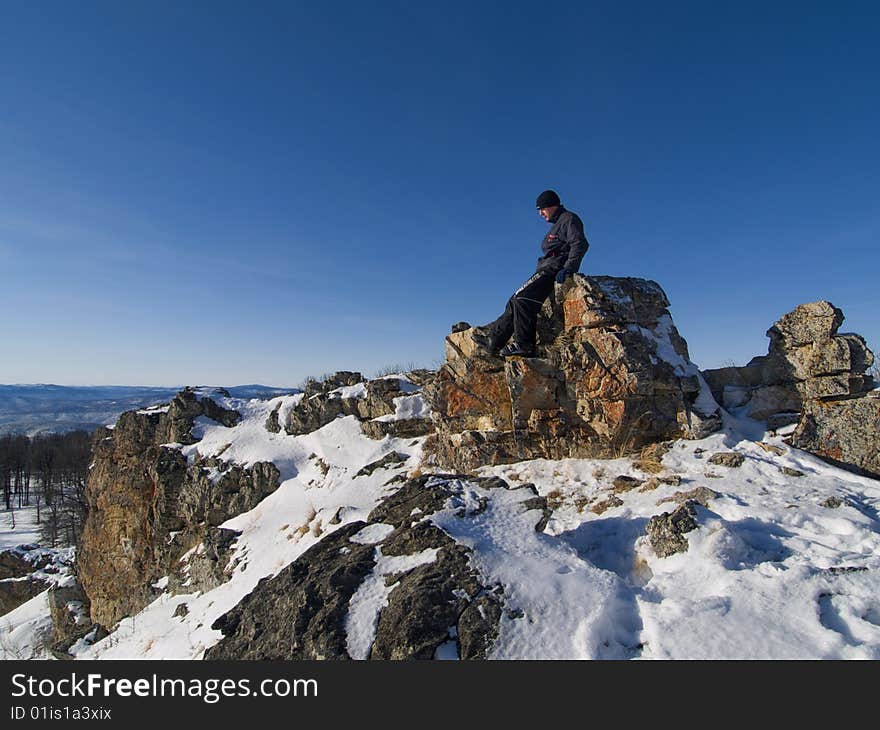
(555, 268, 573, 284)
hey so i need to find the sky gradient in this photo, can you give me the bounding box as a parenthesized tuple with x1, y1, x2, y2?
(2, 1, 878, 387)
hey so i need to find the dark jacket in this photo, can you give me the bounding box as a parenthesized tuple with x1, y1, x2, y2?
(536, 205, 589, 275)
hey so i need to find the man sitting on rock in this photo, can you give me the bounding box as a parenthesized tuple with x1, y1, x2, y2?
(478, 189, 589, 357)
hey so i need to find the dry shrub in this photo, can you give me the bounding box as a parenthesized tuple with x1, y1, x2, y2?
(573, 496, 591, 512)
(591, 496, 623, 515)
(546, 488, 564, 510)
(634, 442, 670, 474)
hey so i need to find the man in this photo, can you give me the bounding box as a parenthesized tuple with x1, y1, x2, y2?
(481, 189, 589, 357)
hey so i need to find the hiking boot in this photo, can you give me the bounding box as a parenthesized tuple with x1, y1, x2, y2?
(499, 342, 535, 358)
(470, 327, 501, 356)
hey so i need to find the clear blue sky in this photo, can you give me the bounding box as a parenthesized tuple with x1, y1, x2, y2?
(2, 1, 878, 387)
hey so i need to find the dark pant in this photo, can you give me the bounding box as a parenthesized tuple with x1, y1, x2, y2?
(485, 270, 556, 351)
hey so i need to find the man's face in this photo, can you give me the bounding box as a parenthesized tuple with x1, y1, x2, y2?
(538, 205, 559, 222)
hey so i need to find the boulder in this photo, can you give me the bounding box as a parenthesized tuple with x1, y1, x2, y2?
(427, 276, 721, 472)
(646, 501, 699, 558)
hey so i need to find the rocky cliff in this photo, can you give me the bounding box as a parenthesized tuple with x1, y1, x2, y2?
(78, 388, 281, 628)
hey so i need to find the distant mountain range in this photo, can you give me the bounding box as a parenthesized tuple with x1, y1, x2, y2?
(0, 384, 298, 436)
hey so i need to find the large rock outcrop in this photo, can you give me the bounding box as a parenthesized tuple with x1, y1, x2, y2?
(702, 301, 878, 478)
(77, 389, 280, 629)
(426, 275, 721, 472)
(702, 301, 874, 426)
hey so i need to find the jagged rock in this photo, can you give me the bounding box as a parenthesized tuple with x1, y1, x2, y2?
(78, 389, 277, 629)
(702, 301, 874, 421)
(427, 276, 721, 472)
(658, 487, 719, 508)
(361, 418, 435, 440)
(646, 501, 699, 558)
(265, 402, 282, 433)
(822, 496, 844, 509)
(285, 373, 430, 438)
(173, 603, 189, 618)
(788, 392, 880, 479)
(768, 301, 844, 347)
(0, 548, 47, 580)
(169, 528, 241, 595)
(177, 459, 280, 528)
(0, 576, 48, 615)
(47, 580, 92, 651)
(613, 476, 643, 492)
(708, 452, 745, 468)
(163, 388, 241, 444)
(658, 474, 682, 486)
(205, 475, 538, 660)
(354, 452, 407, 478)
(405, 370, 438, 388)
(205, 522, 376, 660)
(780, 466, 805, 477)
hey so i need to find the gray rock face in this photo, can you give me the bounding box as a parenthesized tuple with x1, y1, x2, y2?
(788, 392, 880, 479)
(205, 475, 541, 660)
(427, 276, 722, 472)
(702, 301, 874, 421)
(169, 527, 242, 595)
(176, 458, 280, 529)
(78, 389, 279, 629)
(206, 522, 376, 660)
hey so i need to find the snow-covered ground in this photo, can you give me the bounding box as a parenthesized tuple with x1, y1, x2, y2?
(476, 414, 880, 659)
(3, 382, 879, 660)
(0, 503, 42, 550)
(0, 502, 77, 659)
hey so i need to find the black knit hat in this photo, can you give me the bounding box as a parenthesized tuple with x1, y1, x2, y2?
(536, 189, 561, 209)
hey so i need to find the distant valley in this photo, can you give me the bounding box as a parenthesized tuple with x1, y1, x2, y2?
(0, 384, 297, 436)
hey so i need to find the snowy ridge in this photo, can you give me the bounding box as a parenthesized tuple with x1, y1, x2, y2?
(3, 376, 880, 659)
